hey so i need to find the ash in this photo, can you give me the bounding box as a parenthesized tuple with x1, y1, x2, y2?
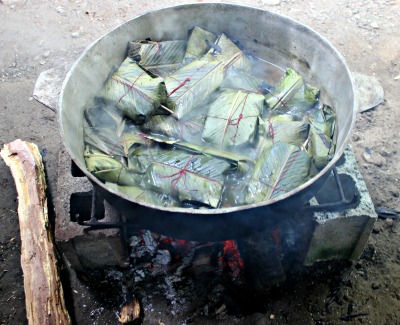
(80, 230, 250, 324)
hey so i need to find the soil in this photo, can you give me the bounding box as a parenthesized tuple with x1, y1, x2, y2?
(0, 0, 399, 324)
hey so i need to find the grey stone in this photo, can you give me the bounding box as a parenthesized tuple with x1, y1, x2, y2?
(33, 63, 71, 111)
(304, 146, 377, 265)
(55, 147, 128, 271)
(353, 72, 384, 112)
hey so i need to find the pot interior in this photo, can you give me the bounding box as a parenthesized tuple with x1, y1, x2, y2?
(59, 3, 355, 213)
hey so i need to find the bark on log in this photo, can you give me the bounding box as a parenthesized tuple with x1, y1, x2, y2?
(1, 140, 71, 325)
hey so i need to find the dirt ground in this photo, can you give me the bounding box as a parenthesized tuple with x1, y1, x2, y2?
(0, 0, 399, 324)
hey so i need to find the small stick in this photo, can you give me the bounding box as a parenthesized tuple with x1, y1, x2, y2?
(160, 104, 174, 114)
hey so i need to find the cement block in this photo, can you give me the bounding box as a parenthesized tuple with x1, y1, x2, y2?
(55, 148, 128, 271)
(304, 146, 377, 265)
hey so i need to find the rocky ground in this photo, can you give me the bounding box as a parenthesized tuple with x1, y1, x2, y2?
(0, 0, 399, 324)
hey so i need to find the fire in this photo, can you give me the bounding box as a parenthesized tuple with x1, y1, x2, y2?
(158, 236, 192, 260)
(219, 240, 244, 280)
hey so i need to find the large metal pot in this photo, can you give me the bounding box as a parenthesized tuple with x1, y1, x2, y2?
(59, 3, 356, 241)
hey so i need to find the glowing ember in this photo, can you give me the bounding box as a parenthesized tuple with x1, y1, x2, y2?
(219, 240, 244, 280)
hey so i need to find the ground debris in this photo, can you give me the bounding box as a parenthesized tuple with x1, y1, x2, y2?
(117, 296, 143, 324)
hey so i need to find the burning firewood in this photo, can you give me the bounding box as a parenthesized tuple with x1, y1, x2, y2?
(1, 140, 71, 325)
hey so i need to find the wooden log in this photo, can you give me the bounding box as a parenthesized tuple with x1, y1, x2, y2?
(1, 140, 71, 325)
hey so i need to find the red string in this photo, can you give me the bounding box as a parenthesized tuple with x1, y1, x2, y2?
(168, 60, 214, 99)
(253, 148, 301, 196)
(157, 155, 198, 192)
(276, 149, 301, 185)
(267, 119, 275, 144)
(253, 178, 289, 195)
(168, 77, 191, 97)
(112, 72, 154, 107)
(207, 93, 258, 144)
(157, 43, 162, 56)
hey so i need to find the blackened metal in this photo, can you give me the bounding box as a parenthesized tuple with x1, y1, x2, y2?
(375, 207, 399, 220)
(308, 166, 359, 212)
(70, 191, 105, 222)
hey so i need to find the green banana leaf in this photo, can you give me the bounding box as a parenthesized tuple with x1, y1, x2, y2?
(84, 124, 149, 157)
(265, 68, 319, 117)
(106, 182, 179, 207)
(205, 33, 251, 72)
(306, 105, 336, 169)
(136, 132, 254, 174)
(84, 99, 124, 130)
(128, 40, 187, 77)
(185, 26, 217, 61)
(141, 114, 205, 142)
(165, 59, 224, 119)
(202, 90, 264, 147)
(127, 146, 156, 174)
(102, 57, 167, 123)
(84, 146, 138, 186)
(246, 142, 311, 203)
(256, 117, 310, 154)
(142, 150, 231, 208)
(221, 66, 263, 93)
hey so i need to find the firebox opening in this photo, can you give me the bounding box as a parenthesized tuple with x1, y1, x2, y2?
(70, 191, 105, 222)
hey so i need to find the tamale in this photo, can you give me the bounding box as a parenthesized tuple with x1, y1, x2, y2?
(136, 132, 253, 174)
(256, 116, 309, 155)
(165, 59, 224, 119)
(142, 150, 230, 208)
(306, 105, 336, 169)
(202, 90, 264, 147)
(141, 114, 205, 142)
(265, 68, 319, 117)
(106, 182, 179, 207)
(184, 26, 217, 62)
(102, 57, 167, 123)
(84, 146, 138, 186)
(128, 40, 187, 77)
(246, 142, 310, 203)
(205, 33, 251, 72)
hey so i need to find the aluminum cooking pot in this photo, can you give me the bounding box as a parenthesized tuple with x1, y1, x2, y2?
(59, 3, 356, 241)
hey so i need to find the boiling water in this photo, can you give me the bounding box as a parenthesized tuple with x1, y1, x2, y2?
(83, 50, 332, 209)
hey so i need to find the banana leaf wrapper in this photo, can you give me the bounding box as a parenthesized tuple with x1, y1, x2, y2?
(142, 150, 231, 208)
(102, 57, 167, 123)
(246, 142, 311, 204)
(205, 33, 251, 72)
(165, 59, 224, 119)
(184, 26, 217, 61)
(127, 145, 168, 174)
(84, 99, 124, 130)
(84, 146, 138, 186)
(202, 90, 264, 148)
(221, 66, 264, 93)
(265, 68, 319, 117)
(84, 124, 150, 157)
(141, 114, 205, 143)
(137, 132, 254, 174)
(255, 117, 310, 156)
(128, 40, 187, 78)
(307, 105, 336, 169)
(106, 182, 179, 208)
